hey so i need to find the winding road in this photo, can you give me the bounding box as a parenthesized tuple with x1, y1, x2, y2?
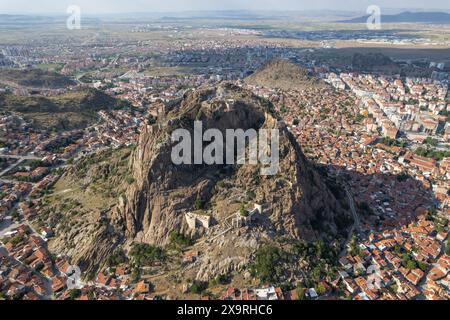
(339, 182, 361, 257)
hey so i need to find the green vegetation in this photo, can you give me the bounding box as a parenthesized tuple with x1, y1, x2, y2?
(249, 240, 339, 287)
(396, 173, 410, 182)
(348, 235, 361, 257)
(239, 204, 249, 217)
(10, 234, 25, 246)
(393, 244, 427, 271)
(215, 274, 232, 286)
(10, 209, 21, 222)
(293, 240, 339, 290)
(6, 160, 47, 180)
(169, 231, 193, 248)
(316, 282, 327, 295)
(44, 132, 83, 153)
(35, 146, 133, 234)
(129, 243, 166, 267)
(354, 113, 366, 123)
(415, 147, 450, 161)
(0, 88, 130, 130)
(439, 109, 450, 122)
(107, 249, 128, 267)
(189, 281, 209, 295)
(194, 194, 205, 210)
(68, 289, 82, 300)
(125, 175, 136, 185)
(379, 137, 407, 148)
(445, 239, 450, 256)
(407, 98, 419, 105)
(401, 252, 424, 271)
(296, 287, 306, 300)
(423, 137, 439, 147)
(0, 68, 75, 88)
(249, 245, 282, 283)
(426, 210, 448, 233)
(131, 267, 141, 283)
(34, 63, 64, 72)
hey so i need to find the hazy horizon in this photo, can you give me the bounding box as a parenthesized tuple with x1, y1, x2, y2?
(1, 0, 450, 15)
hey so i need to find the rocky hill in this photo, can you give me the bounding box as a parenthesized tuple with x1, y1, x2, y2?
(0, 88, 130, 130)
(118, 84, 349, 280)
(0, 68, 75, 89)
(245, 59, 325, 91)
(44, 83, 351, 282)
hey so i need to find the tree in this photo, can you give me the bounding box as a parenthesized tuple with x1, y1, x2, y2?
(250, 245, 282, 283)
(129, 243, 166, 267)
(349, 235, 361, 257)
(296, 287, 306, 300)
(131, 268, 141, 283)
(424, 137, 438, 147)
(355, 113, 366, 123)
(240, 204, 248, 217)
(169, 231, 192, 248)
(396, 173, 409, 182)
(69, 289, 81, 300)
(189, 281, 208, 295)
(216, 274, 231, 285)
(107, 249, 127, 267)
(316, 283, 327, 296)
(445, 240, 450, 256)
(10, 209, 20, 222)
(417, 262, 428, 272)
(402, 253, 418, 270)
(311, 265, 322, 282)
(406, 260, 417, 270)
(194, 194, 204, 210)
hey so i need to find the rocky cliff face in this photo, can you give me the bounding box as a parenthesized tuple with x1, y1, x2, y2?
(46, 83, 349, 279)
(116, 83, 346, 248)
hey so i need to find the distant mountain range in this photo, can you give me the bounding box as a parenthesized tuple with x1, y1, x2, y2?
(342, 11, 450, 24)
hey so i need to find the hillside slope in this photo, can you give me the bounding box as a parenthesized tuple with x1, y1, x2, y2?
(43, 84, 351, 282)
(0, 68, 75, 89)
(245, 59, 325, 91)
(0, 88, 130, 130)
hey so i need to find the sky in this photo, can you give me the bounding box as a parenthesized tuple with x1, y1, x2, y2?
(1, 0, 449, 14)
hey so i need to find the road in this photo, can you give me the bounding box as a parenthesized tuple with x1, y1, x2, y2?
(0, 155, 41, 161)
(0, 215, 21, 238)
(345, 184, 361, 231)
(0, 159, 24, 177)
(339, 183, 361, 257)
(0, 154, 42, 177)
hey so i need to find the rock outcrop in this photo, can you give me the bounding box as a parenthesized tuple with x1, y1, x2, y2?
(116, 83, 346, 247)
(47, 83, 350, 279)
